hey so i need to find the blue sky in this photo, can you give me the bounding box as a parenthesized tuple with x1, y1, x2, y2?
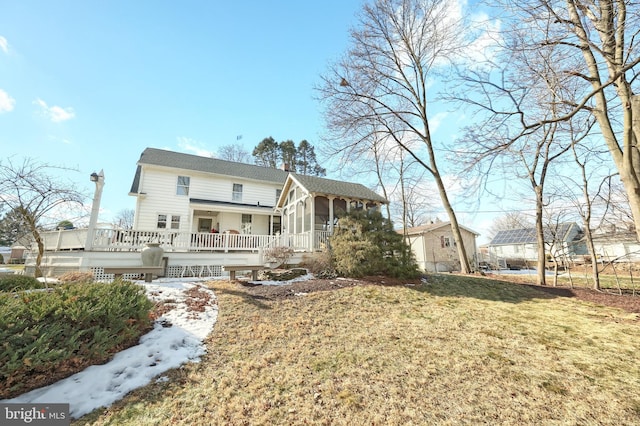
(0, 1, 365, 221)
(0, 0, 525, 243)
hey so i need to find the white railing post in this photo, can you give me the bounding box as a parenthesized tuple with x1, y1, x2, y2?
(85, 170, 104, 251)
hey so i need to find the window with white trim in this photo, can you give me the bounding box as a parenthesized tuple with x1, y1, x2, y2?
(233, 183, 243, 202)
(170, 215, 180, 230)
(158, 214, 180, 229)
(177, 176, 190, 196)
(441, 236, 455, 248)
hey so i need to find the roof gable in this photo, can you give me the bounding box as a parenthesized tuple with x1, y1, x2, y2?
(404, 221, 479, 236)
(278, 173, 388, 206)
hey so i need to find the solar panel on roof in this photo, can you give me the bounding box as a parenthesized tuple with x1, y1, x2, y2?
(489, 223, 578, 245)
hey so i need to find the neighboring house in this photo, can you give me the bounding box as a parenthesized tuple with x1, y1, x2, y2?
(488, 222, 585, 267)
(29, 147, 387, 277)
(589, 225, 640, 263)
(0, 247, 10, 263)
(403, 221, 479, 272)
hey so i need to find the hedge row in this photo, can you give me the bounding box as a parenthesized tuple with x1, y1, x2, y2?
(0, 280, 154, 398)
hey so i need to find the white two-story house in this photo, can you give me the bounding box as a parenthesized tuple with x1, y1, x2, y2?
(129, 147, 288, 242)
(31, 147, 388, 278)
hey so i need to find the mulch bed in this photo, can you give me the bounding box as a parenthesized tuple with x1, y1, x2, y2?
(237, 275, 640, 315)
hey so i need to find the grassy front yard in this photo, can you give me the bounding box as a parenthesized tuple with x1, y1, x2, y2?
(78, 275, 640, 425)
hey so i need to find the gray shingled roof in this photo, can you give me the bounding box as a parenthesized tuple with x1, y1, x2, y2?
(404, 221, 479, 236)
(290, 173, 387, 203)
(137, 147, 289, 184)
(130, 148, 387, 202)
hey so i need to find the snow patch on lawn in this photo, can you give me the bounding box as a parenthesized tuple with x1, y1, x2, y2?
(2, 278, 219, 419)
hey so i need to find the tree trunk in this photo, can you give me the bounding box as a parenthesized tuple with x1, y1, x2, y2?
(534, 187, 546, 286)
(34, 233, 44, 278)
(582, 224, 601, 291)
(433, 173, 471, 274)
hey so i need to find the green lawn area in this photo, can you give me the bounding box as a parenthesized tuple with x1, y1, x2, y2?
(77, 274, 640, 425)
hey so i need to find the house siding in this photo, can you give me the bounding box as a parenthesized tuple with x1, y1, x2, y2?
(134, 167, 192, 231)
(133, 165, 282, 234)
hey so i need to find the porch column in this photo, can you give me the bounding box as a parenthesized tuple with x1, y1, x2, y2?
(345, 198, 351, 212)
(328, 196, 335, 233)
(309, 196, 315, 251)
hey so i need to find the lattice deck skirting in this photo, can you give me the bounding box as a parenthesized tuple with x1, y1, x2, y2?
(91, 265, 223, 282)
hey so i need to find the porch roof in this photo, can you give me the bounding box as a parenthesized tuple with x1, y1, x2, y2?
(277, 173, 388, 207)
(190, 198, 277, 214)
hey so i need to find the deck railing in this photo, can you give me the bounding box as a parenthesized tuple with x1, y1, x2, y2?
(37, 228, 332, 253)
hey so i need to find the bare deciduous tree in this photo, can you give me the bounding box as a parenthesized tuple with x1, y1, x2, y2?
(113, 208, 135, 230)
(217, 144, 252, 164)
(467, 0, 640, 240)
(458, 27, 583, 284)
(0, 157, 85, 276)
(317, 0, 473, 273)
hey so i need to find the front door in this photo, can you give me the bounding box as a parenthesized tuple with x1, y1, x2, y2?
(198, 218, 212, 232)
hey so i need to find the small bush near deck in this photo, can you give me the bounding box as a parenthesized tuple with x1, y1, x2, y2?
(57, 271, 95, 284)
(264, 246, 294, 268)
(0, 280, 154, 398)
(300, 251, 337, 279)
(0, 274, 43, 292)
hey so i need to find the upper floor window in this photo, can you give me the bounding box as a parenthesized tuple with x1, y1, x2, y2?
(233, 183, 243, 202)
(157, 214, 167, 229)
(177, 176, 190, 196)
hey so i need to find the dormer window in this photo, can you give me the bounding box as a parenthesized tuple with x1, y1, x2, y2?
(177, 176, 190, 196)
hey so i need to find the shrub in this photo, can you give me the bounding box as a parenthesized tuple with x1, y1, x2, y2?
(0, 280, 154, 398)
(0, 253, 4, 264)
(0, 275, 43, 292)
(329, 210, 420, 279)
(261, 268, 308, 281)
(57, 271, 95, 284)
(264, 246, 294, 268)
(300, 251, 337, 279)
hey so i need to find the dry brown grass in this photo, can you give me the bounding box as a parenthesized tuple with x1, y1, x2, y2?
(77, 275, 640, 425)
